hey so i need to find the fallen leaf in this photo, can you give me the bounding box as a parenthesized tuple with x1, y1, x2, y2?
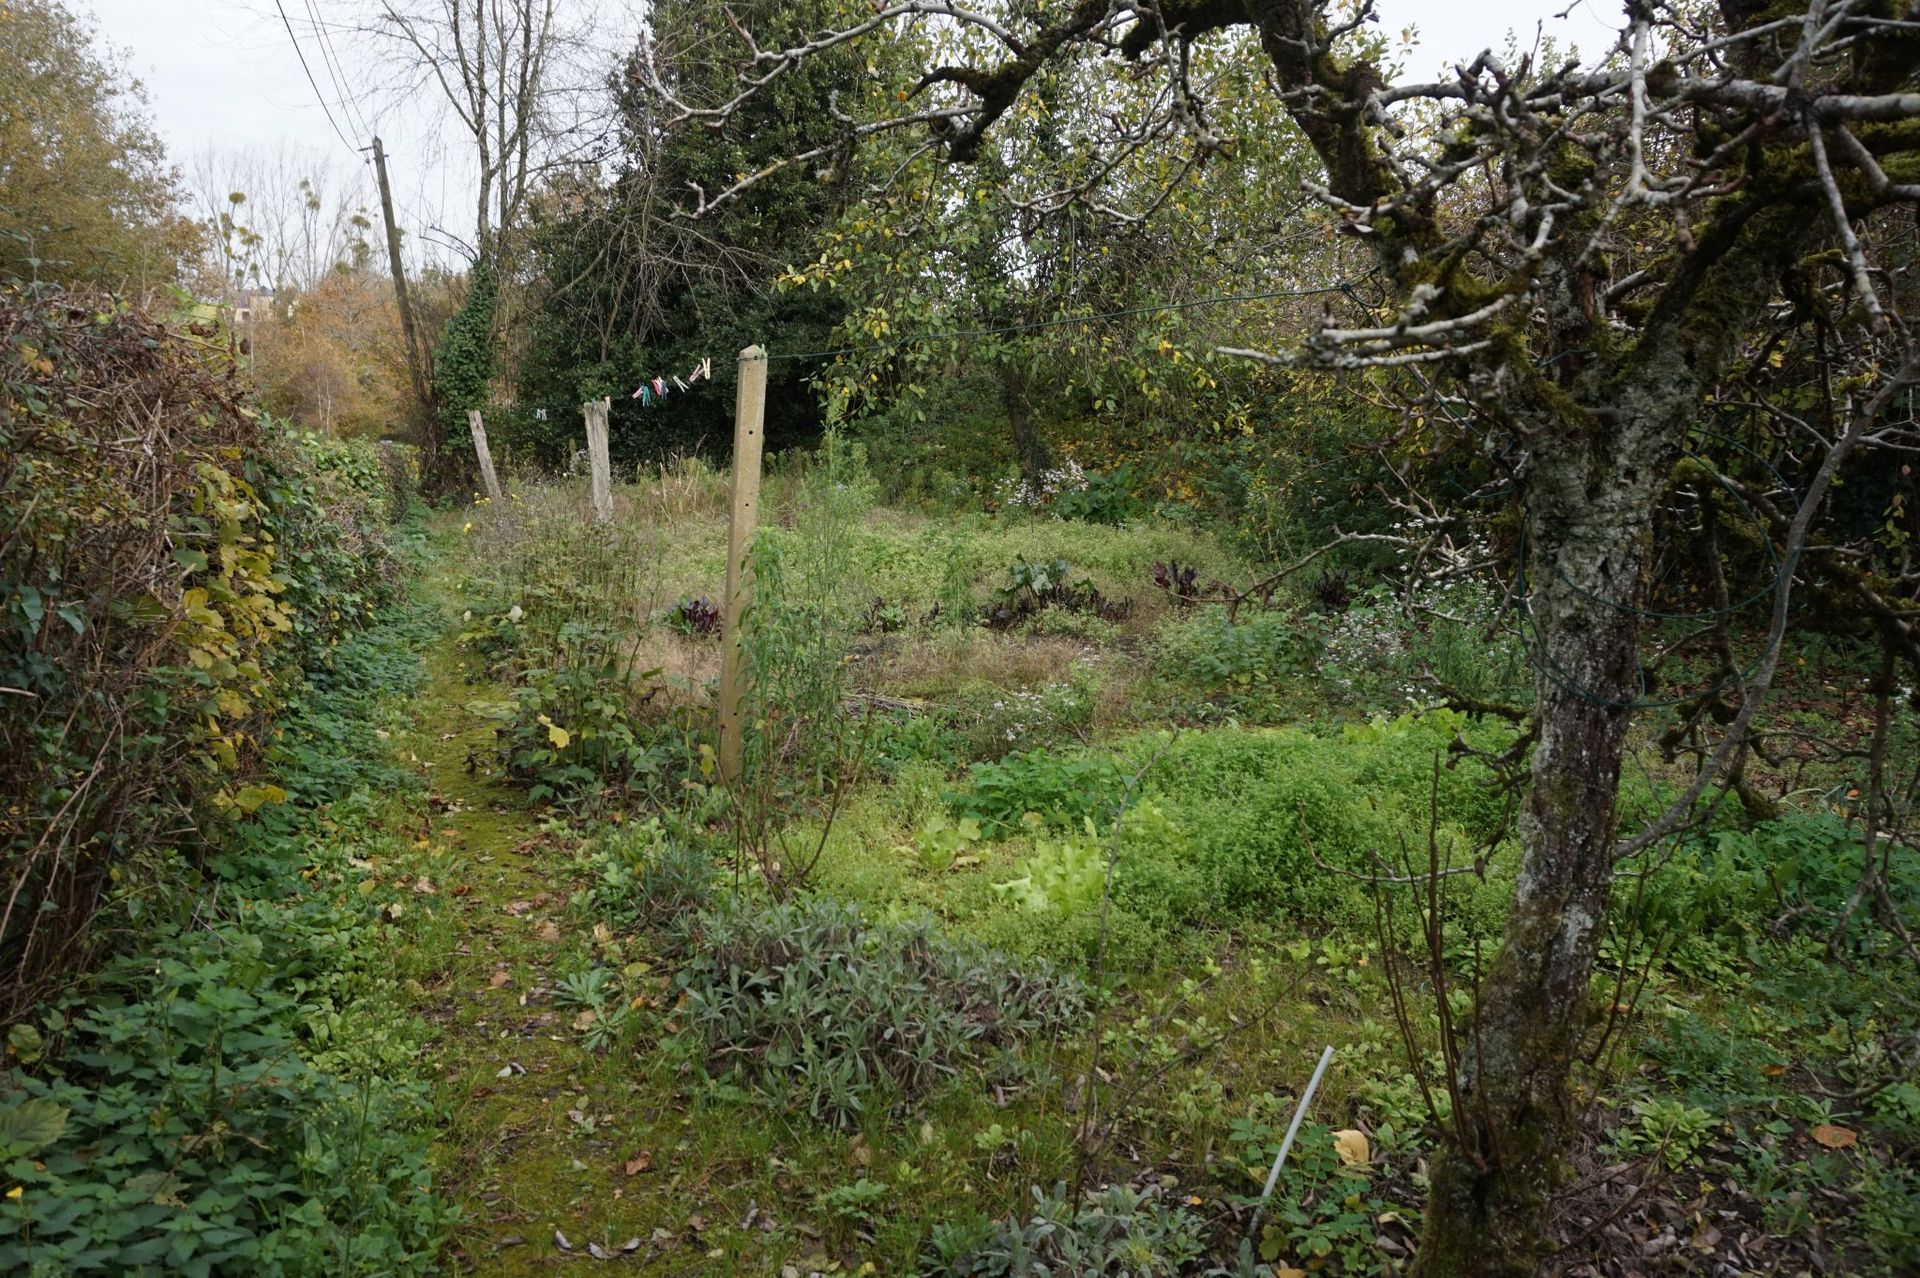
(488, 970, 511, 988)
(411, 876, 436, 895)
(554, 1229, 573, 1251)
(505, 900, 535, 916)
(620, 1238, 641, 1253)
(497, 1234, 526, 1249)
(572, 1009, 597, 1031)
(1333, 1128, 1371, 1166)
(687, 1213, 707, 1233)
(1811, 1124, 1857, 1149)
(624, 1152, 653, 1176)
(537, 921, 563, 942)
(1763, 1063, 1786, 1077)
(589, 1241, 609, 1259)
(452, 884, 473, 897)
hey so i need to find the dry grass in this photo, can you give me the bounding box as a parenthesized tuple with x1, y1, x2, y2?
(868, 630, 1100, 698)
(625, 629, 722, 711)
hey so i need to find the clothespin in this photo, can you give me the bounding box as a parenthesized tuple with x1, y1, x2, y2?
(652, 377, 666, 398)
(672, 376, 689, 392)
(631, 383, 645, 399)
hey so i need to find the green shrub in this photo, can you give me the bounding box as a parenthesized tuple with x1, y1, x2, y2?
(1124, 730, 1391, 920)
(1156, 605, 1320, 695)
(1337, 711, 1512, 843)
(1107, 799, 1211, 932)
(1, 286, 406, 1018)
(1639, 810, 1894, 945)
(672, 897, 1085, 1129)
(950, 749, 1126, 837)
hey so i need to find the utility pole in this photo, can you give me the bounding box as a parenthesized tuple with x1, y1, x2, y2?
(369, 137, 432, 420)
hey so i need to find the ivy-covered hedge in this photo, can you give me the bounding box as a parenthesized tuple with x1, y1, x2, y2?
(0, 285, 414, 1018)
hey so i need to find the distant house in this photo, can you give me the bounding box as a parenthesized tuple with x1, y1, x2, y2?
(230, 292, 276, 326)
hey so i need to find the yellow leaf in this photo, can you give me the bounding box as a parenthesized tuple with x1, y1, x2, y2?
(547, 723, 571, 749)
(1332, 1128, 1370, 1166)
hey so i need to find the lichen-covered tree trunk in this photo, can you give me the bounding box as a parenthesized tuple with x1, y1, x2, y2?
(1413, 424, 1663, 1274)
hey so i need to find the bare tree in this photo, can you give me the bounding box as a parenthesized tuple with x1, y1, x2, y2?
(346, 0, 606, 263)
(186, 144, 375, 297)
(634, 3, 1920, 1272)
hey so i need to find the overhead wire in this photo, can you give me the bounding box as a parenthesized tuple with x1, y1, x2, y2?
(302, 0, 375, 154)
(273, 0, 361, 159)
(763, 283, 1361, 363)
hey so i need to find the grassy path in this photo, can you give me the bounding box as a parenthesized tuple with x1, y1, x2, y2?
(397, 534, 683, 1275)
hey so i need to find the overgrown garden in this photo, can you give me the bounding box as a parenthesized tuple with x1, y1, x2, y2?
(2, 0, 1919, 1275)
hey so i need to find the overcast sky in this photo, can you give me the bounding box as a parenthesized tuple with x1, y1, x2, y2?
(90, 0, 1626, 251)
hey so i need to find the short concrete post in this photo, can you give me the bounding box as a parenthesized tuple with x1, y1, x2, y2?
(466, 409, 504, 507)
(582, 396, 613, 524)
(718, 345, 768, 787)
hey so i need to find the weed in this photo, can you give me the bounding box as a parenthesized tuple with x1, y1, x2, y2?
(666, 595, 721, 636)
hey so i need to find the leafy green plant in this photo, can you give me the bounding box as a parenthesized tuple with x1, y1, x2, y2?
(588, 819, 714, 928)
(915, 813, 983, 871)
(993, 822, 1107, 914)
(949, 749, 1125, 837)
(1048, 465, 1146, 525)
(817, 1176, 890, 1228)
(1609, 1098, 1719, 1172)
(732, 430, 879, 895)
(672, 897, 1085, 1129)
(922, 1181, 1204, 1276)
(1155, 604, 1319, 695)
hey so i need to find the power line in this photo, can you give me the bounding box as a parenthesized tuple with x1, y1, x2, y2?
(303, 0, 375, 149)
(273, 0, 360, 158)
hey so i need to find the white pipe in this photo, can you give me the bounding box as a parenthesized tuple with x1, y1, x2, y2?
(1255, 1045, 1336, 1218)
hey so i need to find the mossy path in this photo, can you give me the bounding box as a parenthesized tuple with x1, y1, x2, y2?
(397, 539, 686, 1275)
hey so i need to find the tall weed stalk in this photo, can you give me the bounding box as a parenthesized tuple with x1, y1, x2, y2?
(733, 431, 877, 894)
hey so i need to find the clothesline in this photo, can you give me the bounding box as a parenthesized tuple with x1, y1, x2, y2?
(631, 356, 712, 407)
